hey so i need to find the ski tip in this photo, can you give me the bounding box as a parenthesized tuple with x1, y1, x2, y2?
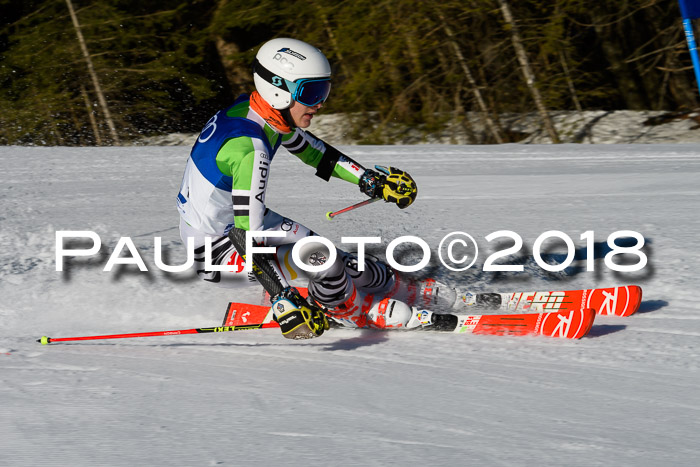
(625, 285, 643, 317)
(608, 285, 644, 317)
(326, 211, 334, 220)
(589, 285, 644, 317)
(38, 336, 51, 345)
(538, 308, 596, 339)
(577, 308, 596, 339)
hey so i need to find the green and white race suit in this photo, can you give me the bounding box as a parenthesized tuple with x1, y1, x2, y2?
(177, 94, 365, 245)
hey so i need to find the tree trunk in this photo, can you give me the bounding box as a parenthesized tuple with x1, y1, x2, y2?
(498, 0, 560, 143)
(438, 13, 504, 143)
(80, 84, 102, 145)
(559, 49, 582, 112)
(66, 0, 120, 145)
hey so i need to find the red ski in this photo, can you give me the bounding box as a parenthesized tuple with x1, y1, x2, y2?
(222, 302, 596, 339)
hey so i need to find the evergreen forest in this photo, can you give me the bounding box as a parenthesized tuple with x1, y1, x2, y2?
(1, 0, 697, 145)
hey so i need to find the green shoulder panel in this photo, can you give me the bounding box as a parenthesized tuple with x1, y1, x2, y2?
(215, 137, 255, 179)
(216, 102, 279, 179)
(226, 100, 251, 118)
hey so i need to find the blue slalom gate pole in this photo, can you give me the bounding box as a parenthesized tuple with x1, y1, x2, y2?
(682, 18, 700, 97)
(679, 0, 700, 97)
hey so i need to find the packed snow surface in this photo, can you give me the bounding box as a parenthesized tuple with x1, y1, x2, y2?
(1, 144, 699, 466)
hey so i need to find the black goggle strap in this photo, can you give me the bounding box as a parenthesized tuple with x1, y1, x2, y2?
(252, 58, 290, 92)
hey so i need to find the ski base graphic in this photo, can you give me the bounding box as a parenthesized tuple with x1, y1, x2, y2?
(488, 285, 642, 317)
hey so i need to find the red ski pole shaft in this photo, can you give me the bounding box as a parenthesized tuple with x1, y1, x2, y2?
(326, 198, 381, 220)
(38, 322, 279, 345)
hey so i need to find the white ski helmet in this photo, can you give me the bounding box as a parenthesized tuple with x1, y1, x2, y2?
(253, 38, 331, 109)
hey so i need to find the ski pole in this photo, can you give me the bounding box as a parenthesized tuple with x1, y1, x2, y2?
(326, 198, 381, 220)
(38, 322, 279, 345)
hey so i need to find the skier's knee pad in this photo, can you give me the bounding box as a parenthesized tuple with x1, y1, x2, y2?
(367, 298, 436, 330)
(367, 298, 413, 329)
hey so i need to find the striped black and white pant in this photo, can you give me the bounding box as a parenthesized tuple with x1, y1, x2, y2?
(179, 211, 393, 306)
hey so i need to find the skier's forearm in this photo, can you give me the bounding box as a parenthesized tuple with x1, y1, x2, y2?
(330, 153, 365, 184)
(283, 129, 365, 184)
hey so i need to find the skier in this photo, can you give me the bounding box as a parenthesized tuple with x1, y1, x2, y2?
(177, 37, 459, 339)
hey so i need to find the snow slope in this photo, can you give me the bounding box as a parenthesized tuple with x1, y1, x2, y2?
(1, 144, 699, 466)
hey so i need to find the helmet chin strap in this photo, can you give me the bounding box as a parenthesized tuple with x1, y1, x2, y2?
(280, 107, 296, 129)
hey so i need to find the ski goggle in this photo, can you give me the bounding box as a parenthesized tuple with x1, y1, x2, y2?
(253, 58, 331, 107)
(287, 78, 331, 107)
